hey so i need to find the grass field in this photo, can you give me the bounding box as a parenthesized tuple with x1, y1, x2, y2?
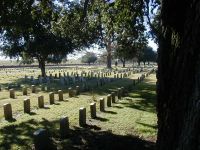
(0, 66, 157, 150)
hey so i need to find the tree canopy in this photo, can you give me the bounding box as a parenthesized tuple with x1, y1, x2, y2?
(85, 0, 148, 68)
(0, 0, 97, 76)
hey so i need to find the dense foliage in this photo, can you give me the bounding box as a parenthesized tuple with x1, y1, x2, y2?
(85, 0, 148, 68)
(0, 0, 97, 76)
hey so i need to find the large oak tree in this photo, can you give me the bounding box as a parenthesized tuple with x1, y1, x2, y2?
(0, 0, 97, 77)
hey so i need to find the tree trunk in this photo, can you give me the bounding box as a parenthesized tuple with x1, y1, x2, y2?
(122, 59, 126, 68)
(106, 41, 112, 69)
(122, 61, 125, 67)
(38, 59, 46, 77)
(157, 1, 200, 150)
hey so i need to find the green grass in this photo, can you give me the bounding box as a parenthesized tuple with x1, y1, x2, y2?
(0, 67, 157, 150)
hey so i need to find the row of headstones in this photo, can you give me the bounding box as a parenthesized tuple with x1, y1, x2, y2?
(25, 70, 113, 85)
(0, 69, 37, 75)
(9, 85, 38, 99)
(7, 68, 146, 99)
(24, 68, 136, 89)
(33, 88, 125, 150)
(29, 66, 137, 82)
(3, 69, 151, 120)
(1, 67, 150, 96)
(7, 77, 100, 100)
(8, 83, 80, 98)
(80, 71, 136, 92)
(3, 85, 124, 120)
(3, 87, 81, 120)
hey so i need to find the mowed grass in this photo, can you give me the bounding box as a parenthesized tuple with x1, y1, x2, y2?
(0, 67, 157, 150)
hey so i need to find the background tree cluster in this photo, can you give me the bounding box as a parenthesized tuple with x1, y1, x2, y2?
(81, 52, 97, 65)
(86, 0, 148, 68)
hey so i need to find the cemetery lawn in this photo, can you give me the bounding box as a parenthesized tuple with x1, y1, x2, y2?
(0, 73, 157, 150)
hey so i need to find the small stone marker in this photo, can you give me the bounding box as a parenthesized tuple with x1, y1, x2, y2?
(60, 116, 69, 139)
(9, 89, 15, 99)
(49, 92, 54, 104)
(75, 86, 80, 95)
(32, 85, 36, 93)
(121, 87, 125, 97)
(68, 87, 73, 97)
(23, 87, 28, 95)
(3, 103, 12, 120)
(38, 96, 44, 108)
(59, 72, 61, 78)
(24, 98, 30, 113)
(90, 102, 96, 118)
(58, 90, 63, 101)
(33, 129, 53, 150)
(100, 98, 105, 112)
(117, 88, 122, 100)
(107, 94, 112, 107)
(111, 92, 116, 103)
(79, 107, 86, 127)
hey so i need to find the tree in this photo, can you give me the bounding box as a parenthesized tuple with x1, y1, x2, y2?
(18, 52, 34, 65)
(0, 0, 75, 77)
(87, 0, 146, 69)
(0, 0, 96, 77)
(137, 46, 157, 65)
(156, 0, 200, 150)
(114, 37, 148, 67)
(81, 52, 97, 65)
(97, 51, 108, 65)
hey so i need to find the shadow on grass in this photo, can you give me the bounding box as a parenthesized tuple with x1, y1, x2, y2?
(95, 116, 109, 122)
(64, 127, 155, 150)
(103, 110, 117, 114)
(29, 112, 37, 116)
(136, 122, 157, 130)
(0, 118, 155, 150)
(3, 76, 137, 97)
(112, 105, 124, 109)
(121, 81, 156, 113)
(6, 118, 17, 123)
(81, 124, 102, 130)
